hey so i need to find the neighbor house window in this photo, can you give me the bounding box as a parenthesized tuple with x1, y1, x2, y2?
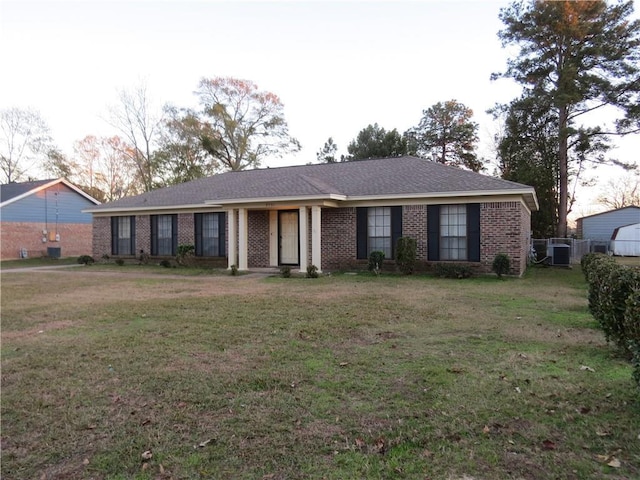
(356, 206, 402, 260)
(427, 204, 480, 262)
(195, 212, 226, 257)
(111, 216, 135, 255)
(151, 214, 177, 256)
(368, 207, 392, 258)
(440, 205, 467, 260)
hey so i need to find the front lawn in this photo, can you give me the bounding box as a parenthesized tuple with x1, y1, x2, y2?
(1, 266, 638, 479)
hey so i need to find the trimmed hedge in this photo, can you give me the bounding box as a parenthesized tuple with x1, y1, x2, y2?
(581, 253, 640, 387)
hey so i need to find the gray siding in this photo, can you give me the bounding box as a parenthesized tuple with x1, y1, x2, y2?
(582, 207, 640, 241)
(1, 184, 94, 224)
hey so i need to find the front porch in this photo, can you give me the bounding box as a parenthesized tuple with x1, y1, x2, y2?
(225, 205, 324, 273)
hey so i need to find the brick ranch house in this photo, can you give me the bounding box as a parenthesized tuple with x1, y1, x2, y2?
(1, 178, 100, 260)
(85, 156, 539, 276)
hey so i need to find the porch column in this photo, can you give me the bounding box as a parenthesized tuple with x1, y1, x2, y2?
(311, 205, 322, 273)
(238, 208, 248, 271)
(227, 209, 237, 269)
(299, 206, 308, 272)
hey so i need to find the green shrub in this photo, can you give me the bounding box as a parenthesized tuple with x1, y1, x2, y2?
(433, 263, 473, 279)
(368, 251, 385, 273)
(280, 266, 291, 278)
(159, 259, 172, 268)
(115, 258, 125, 266)
(139, 250, 150, 265)
(306, 265, 319, 278)
(396, 237, 417, 275)
(176, 244, 195, 266)
(492, 253, 511, 278)
(77, 255, 94, 265)
(230, 264, 239, 276)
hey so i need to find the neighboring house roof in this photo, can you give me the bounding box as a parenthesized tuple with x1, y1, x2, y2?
(85, 156, 539, 213)
(577, 205, 640, 222)
(0, 178, 101, 208)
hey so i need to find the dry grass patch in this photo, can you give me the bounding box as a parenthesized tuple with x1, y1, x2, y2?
(1, 266, 639, 479)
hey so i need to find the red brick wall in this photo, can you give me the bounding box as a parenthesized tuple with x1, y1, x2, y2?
(2, 222, 93, 259)
(479, 201, 530, 276)
(248, 211, 269, 267)
(321, 207, 357, 270)
(90, 201, 531, 275)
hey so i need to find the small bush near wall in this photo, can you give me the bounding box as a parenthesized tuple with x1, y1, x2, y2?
(396, 237, 417, 275)
(306, 265, 319, 278)
(581, 253, 640, 387)
(176, 244, 195, 267)
(368, 251, 385, 274)
(77, 255, 94, 265)
(433, 263, 473, 279)
(280, 266, 291, 278)
(492, 253, 511, 278)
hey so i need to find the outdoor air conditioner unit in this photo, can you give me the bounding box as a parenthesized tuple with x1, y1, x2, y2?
(546, 243, 571, 266)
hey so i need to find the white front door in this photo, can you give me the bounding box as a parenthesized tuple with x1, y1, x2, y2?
(279, 211, 299, 265)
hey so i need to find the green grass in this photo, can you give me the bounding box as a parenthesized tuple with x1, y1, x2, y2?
(1, 266, 638, 479)
(0, 256, 79, 269)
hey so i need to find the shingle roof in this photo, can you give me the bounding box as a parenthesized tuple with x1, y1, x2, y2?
(0, 179, 55, 203)
(87, 156, 538, 212)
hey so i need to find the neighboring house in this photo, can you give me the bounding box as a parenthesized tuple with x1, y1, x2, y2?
(576, 206, 640, 251)
(1, 178, 100, 260)
(85, 156, 539, 275)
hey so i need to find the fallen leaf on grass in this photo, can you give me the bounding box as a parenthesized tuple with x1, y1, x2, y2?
(141, 450, 153, 461)
(339, 362, 349, 367)
(82, 458, 90, 465)
(580, 365, 595, 372)
(355, 437, 365, 448)
(374, 437, 386, 454)
(595, 430, 611, 437)
(195, 438, 213, 448)
(482, 425, 490, 434)
(596, 454, 622, 468)
(542, 439, 556, 450)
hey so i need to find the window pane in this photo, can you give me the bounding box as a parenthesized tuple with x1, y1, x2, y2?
(157, 215, 173, 256)
(440, 205, 467, 261)
(117, 217, 132, 255)
(367, 207, 391, 258)
(199, 213, 222, 257)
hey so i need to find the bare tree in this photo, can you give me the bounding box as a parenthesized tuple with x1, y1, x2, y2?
(108, 82, 162, 191)
(0, 107, 52, 183)
(196, 77, 300, 171)
(598, 173, 640, 209)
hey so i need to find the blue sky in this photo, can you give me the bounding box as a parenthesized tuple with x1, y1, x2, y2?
(1, 0, 638, 218)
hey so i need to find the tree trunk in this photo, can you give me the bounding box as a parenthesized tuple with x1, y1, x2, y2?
(557, 104, 569, 238)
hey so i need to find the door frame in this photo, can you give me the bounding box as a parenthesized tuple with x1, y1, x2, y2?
(278, 210, 300, 266)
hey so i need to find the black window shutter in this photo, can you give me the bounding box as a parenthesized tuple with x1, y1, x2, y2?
(194, 213, 203, 256)
(427, 205, 440, 261)
(356, 207, 368, 259)
(391, 206, 402, 259)
(130, 216, 136, 255)
(467, 204, 481, 262)
(111, 217, 118, 255)
(171, 215, 178, 256)
(218, 212, 226, 257)
(150, 215, 158, 256)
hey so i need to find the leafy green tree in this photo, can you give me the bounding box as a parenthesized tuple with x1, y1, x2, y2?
(154, 106, 219, 185)
(494, 0, 640, 237)
(196, 77, 300, 171)
(493, 96, 559, 237)
(346, 123, 408, 160)
(407, 100, 483, 172)
(316, 137, 339, 163)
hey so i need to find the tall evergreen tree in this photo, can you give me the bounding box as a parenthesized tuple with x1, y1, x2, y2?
(495, 0, 640, 237)
(346, 123, 409, 161)
(407, 100, 483, 172)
